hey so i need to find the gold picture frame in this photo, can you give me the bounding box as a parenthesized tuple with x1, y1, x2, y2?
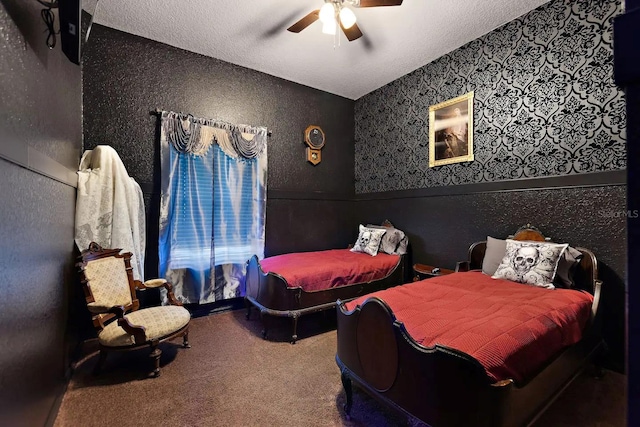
(429, 92, 474, 167)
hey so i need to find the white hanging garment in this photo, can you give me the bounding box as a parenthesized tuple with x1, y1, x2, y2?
(75, 145, 146, 281)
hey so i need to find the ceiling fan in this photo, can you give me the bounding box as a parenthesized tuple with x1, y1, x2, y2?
(287, 0, 403, 42)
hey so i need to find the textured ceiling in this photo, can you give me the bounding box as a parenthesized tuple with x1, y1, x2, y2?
(91, 0, 550, 100)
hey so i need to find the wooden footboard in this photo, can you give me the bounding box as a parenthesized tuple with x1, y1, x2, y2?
(336, 296, 603, 427)
(245, 254, 407, 343)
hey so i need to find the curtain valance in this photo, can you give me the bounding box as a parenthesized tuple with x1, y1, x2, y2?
(161, 110, 268, 159)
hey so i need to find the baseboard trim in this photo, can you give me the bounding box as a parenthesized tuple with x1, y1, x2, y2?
(44, 375, 70, 427)
(185, 297, 246, 318)
(355, 170, 626, 201)
(268, 190, 353, 201)
(140, 171, 624, 201)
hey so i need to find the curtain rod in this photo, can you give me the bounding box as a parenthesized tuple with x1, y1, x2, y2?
(150, 109, 272, 137)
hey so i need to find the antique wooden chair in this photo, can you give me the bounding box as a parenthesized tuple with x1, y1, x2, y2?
(76, 242, 191, 377)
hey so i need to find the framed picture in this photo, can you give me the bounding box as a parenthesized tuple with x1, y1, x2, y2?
(429, 92, 474, 167)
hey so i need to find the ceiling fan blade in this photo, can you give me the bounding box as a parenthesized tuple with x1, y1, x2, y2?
(341, 22, 363, 42)
(357, 0, 403, 7)
(287, 10, 320, 33)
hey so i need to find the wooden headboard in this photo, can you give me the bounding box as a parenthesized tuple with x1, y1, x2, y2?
(467, 224, 600, 296)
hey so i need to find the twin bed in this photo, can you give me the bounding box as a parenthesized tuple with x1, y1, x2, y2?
(336, 226, 603, 426)
(244, 224, 603, 425)
(245, 248, 408, 343)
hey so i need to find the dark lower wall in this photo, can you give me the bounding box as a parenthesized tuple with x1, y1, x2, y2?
(0, 162, 77, 426)
(354, 176, 626, 371)
(0, 1, 82, 426)
(82, 24, 356, 275)
(266, 194, 355, 257)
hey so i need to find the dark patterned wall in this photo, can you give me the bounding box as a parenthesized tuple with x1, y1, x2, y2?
(83, 25, 355, 195)
(0, 1, 82, 425)
(83, 25, 357, 276)
(354, 0, 625, 193)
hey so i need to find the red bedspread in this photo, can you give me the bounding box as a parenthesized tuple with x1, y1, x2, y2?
(345, 271, 593, 383)
(259, 249, 401, 292)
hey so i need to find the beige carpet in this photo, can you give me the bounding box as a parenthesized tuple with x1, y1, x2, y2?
(54, 310, 626, 427)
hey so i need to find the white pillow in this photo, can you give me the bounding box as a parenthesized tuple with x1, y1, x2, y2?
(350, 225, 387, 256)
(492, 239, 568, 289)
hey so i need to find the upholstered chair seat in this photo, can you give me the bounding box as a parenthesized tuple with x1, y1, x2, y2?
(98, 305, 191, 347)
(76, 242, 191, 377)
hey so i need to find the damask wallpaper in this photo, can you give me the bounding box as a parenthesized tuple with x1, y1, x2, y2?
(354, 0, 626, 193)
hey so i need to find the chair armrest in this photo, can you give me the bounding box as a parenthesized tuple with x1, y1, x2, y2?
(98, 305, 146, 344)
(87, 303, 129, 316)
(117, 316, 147, 344)
(455, 261, 470, 272)
(163, 281, 183, 306)
(135, 278, 171, 290)
(135, 279, 183, 307)
(87, 303, 115, 315)
(108, 305, 127, 318)
(143, 279, 168, 288)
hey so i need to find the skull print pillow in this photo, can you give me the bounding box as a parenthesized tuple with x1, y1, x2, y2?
(492, 239, 568, 289)
(350, 225, 387, 256)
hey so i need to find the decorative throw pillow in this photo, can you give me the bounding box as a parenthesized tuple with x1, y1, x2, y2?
(554, 246, 583, 288)
(366, 224, 408, 255)
(482, 236, 508, 276)
(492, 239, 568, 289)
(381, 219, 395, 228)
(350, 225, 387, 256)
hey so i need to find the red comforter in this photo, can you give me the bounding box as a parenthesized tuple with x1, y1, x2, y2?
(259, 249, 401, 292)
(345, 271, 593, 383)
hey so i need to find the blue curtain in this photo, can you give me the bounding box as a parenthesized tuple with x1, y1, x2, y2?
(158, 112, 267, 304)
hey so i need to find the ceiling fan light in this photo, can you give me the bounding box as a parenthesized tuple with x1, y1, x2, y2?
(319, 3, 335, 24)
(339, 7, 357, 29)
(322, 19, 337, 35)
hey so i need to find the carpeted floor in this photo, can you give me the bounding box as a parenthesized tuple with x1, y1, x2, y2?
(55, 310, 626, 427)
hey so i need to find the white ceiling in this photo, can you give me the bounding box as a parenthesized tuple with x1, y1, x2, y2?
(91, 0, 550, 100)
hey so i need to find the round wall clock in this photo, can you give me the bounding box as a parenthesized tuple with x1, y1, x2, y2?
(304, 125, 325, 165)
(304, 125, 325, 150)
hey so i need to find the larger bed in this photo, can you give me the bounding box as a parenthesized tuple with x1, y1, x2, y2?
(336, 225, 603, 427)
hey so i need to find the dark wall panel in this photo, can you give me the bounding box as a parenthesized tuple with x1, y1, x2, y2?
(266, 198, 355, 257)
(0, 1, 82, 425)
(0, 162, 77, 427)
(356, 184, 626, 371)
(82, 25, 356, 276)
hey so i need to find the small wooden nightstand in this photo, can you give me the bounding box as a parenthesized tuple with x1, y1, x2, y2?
(413, 263, 455, 281)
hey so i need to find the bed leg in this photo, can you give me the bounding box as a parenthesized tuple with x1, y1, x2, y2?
(244, 298, 252, 320)
(341, 369, 353, 420)
(593, 341, 609, 379)
(259, 311, 268, 339)
(593, 364, 605, 379)
(291, 314, 299, 344)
